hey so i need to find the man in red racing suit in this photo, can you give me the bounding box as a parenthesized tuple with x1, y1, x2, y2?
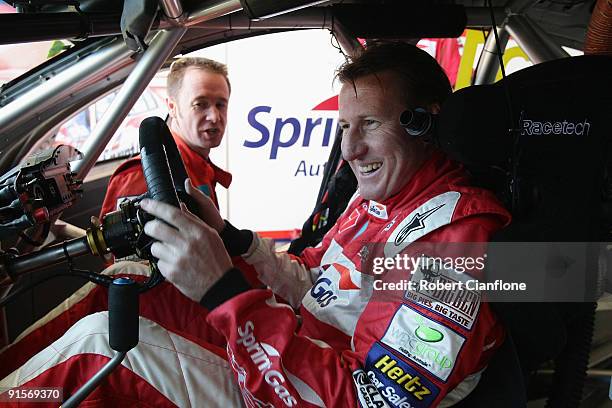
(0, 56, 233, 378)
(100, 131, 231, 217)
(0, 43, 510, 407)
(100, 56, 233, 217)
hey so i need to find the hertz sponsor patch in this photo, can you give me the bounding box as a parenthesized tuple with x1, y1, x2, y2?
(365, 342, 439, 408)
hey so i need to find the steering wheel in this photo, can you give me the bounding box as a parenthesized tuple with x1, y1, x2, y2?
(139, 116, 187, 208)
(137, 116, 192, 288)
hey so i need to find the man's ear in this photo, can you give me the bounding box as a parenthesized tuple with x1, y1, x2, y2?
(167, 97, 178, 119)
(428, 103, 441, 114)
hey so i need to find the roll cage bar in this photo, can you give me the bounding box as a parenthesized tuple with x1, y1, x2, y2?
(0, 0, 575, 178)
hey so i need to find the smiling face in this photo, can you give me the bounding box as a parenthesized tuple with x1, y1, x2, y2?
(167, 67, 230, 157)
(339, 70, 432, 202)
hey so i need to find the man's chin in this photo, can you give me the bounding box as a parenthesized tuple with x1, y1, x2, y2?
(358, 187, 383, 202)
(197, 137, 223, 149)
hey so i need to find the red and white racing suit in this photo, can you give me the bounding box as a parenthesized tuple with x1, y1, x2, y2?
(100, 131, 232, 216)
(1, 150, 510, 407)
(0, 133, 233, 380)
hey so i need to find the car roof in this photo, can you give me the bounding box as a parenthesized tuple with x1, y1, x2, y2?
(0, 0, 603, 174)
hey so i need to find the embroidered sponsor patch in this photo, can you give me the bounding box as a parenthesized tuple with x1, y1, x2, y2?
(385, 192, 460, 258)
(368, 201, 389, 220)
(353, 369, 389, 408)
(404, 264, 481, 331)
(303, 241, 373, 337)
(381, 306, 466, 381)
(366, 342, 440, 408)
(383, 215, 399, 232)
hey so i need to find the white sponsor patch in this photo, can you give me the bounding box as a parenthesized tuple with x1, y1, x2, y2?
(404, 264, 481, 331)
(385, 192, 460, 258)
(368, 200, 389, 220)
(303, 240, 373, 337)
(381, 305, 465, 382)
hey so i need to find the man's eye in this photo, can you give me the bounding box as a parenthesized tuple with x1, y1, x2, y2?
(339, 123, 350, 134)
(364, 119, 380, 128)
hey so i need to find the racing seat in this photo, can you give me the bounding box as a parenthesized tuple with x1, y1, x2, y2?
(438, 55, 612, 407)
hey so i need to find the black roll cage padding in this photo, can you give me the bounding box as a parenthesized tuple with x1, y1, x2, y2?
(0, 12, 123, 45)
(120, 0, 158, 52)
(331, 3, 466, 39)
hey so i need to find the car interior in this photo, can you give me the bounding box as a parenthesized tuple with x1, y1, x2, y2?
(0, 0, 611, 406)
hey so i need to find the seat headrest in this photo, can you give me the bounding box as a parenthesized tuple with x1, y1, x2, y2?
(436, 55, 612, 169)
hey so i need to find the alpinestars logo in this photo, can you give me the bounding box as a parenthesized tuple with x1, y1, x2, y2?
(394, 204, 444, 246)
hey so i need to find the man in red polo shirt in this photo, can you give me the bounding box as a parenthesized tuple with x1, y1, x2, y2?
(100, 56, 232, 217)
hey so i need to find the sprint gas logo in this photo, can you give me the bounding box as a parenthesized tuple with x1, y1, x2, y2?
(237, 321, 297, 407)
(243, 96, 338, 176)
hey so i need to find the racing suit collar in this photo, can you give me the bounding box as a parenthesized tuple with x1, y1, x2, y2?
(171, 131, 232, 188)
(370, 149, 465, 211)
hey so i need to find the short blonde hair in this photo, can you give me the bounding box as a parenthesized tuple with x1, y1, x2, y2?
(337, 41, 451, 108)
(166, 57, 230, 99)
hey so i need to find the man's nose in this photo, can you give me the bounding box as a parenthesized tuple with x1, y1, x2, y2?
(205, 106, 220, 123)
(341, 129, 367, 162)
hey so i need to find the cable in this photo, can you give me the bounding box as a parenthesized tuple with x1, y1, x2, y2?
(139, 263, 164, 292)
(487, 0, 520, 213)
(0, 269, 112, 308)
(487, 0, 507, 80)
